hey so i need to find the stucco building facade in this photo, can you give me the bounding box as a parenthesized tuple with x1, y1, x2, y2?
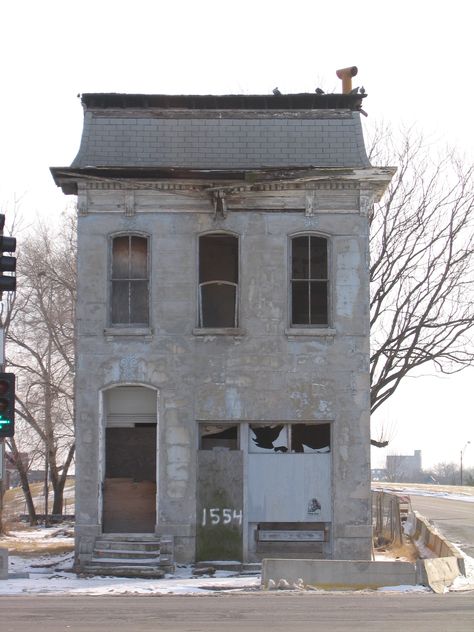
(52, 87, 394, 569)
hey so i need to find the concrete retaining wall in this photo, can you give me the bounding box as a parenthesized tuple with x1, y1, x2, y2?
(407, 511, 465, 593)
(407, 511, 465, 573)
(262, 558, 416, 590)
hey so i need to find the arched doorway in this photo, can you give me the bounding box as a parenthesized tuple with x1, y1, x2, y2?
(102, 385, 157, 533)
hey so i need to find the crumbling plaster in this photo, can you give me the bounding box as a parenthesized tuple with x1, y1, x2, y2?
(74, 184, 373, 562)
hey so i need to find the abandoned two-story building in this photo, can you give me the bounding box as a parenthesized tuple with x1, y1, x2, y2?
(51, 72, 394, 572)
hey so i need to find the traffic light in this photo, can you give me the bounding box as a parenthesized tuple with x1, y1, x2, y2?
(0, 373, 15, 438)
(0, 213, 16, 293)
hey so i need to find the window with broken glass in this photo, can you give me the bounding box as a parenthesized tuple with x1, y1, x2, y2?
(199, 424, 239, 450)
(249, 423, 330, 453)
(290, 235, 329, 326)
(198, 233, 239, 328)
(110, 235, 149, 326)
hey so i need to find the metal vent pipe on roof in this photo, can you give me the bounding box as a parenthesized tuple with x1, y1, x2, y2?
(336, 66, 358, 94)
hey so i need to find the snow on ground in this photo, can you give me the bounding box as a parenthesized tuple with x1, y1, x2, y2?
(373, 483, 474, 503)
(2, 484, 474, 595)
(451, 552, 474, 591)
(2, 560, 262, 596)
(0, 545, 443, 596)
(1, 554, 432, 596)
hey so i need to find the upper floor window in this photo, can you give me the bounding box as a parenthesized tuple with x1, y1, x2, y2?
(291, 235, 328, 326)
(199, 233, 238, 328)
(111, 235, 149, 325)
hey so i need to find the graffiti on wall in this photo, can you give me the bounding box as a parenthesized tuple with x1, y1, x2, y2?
(201, 507, 243, 527)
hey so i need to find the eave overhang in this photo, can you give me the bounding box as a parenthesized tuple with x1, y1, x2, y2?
(50, 165, 396, 201)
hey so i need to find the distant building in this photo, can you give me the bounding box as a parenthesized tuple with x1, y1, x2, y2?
(385, 450, 422, 482)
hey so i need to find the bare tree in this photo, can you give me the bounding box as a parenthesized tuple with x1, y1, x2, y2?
(4, 436, 39, 525)
(429, 461, 459, 485)
(6, 212, 76, 515)
(369, 128, 474, 446)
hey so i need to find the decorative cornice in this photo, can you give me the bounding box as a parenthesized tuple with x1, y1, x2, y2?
(83, 180, 361, 193)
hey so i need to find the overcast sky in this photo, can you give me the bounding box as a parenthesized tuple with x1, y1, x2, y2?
(1, 0, 473, 469)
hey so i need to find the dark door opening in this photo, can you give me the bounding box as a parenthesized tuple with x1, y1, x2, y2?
(103, 425, 156, 533)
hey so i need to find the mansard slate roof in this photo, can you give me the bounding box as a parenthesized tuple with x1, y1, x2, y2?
(67, 92, 371, 172)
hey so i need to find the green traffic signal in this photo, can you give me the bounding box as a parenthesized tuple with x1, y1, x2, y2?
(0, 373, 15, 438)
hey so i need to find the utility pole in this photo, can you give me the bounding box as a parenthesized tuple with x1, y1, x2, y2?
(460, 441, 471, 486)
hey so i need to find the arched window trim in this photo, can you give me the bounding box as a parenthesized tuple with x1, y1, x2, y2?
(288, 231, 331, 328)
(109, 232, 150, 327)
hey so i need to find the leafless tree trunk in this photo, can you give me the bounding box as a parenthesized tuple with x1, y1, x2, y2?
(5, 438, 37, 525)
(368, 128, 474, 446)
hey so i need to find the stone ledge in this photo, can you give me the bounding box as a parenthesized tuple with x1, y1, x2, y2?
(104, 327, 153, 340)
(193, 328, 245, 337)
(285, 328, 336, 337)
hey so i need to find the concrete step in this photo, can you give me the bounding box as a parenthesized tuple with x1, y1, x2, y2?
(93, 548, 160, 560)
(99, 533, 160, 541)
(94, 540, 161, 552)
(241, 562, 262, 575)
(83, 564, 167, 579)
(82, 534, 175, 578)
(90, 556, 161, 566)
(196, 561, 242, 573)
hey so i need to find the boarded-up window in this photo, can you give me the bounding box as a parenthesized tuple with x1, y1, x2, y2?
(291, 235, 328, 326)
(199, 233, 238, 328)
(111, 235, 149, 325)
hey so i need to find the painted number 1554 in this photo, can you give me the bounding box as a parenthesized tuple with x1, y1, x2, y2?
(201, 508, 242, 526)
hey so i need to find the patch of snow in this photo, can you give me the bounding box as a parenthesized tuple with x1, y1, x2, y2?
(377, 585, 429, 593)
(373, 485, 474, 503)
(0, 571, 261, 596)
(449, 549, 474, 592)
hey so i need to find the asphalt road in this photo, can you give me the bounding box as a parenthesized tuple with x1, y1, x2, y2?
(409, 495, 474, 557)
(0, 593, 473, 632)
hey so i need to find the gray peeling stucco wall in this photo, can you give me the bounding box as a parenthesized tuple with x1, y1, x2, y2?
(74, 200, 371, 563)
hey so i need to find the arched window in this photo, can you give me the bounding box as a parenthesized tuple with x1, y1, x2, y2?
(290, 235, 328, 326)
(198, 233, 238, 328)
(110, 235, 149, 325)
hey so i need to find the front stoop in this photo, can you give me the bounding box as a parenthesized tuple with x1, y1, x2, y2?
(81, 534, 175, 578)
(195, 561, 262, 576)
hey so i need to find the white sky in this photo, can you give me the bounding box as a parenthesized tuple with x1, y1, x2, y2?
(1, 0, 473, 469)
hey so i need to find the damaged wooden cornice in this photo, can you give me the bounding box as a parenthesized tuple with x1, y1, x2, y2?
(210, 190, 228, 219)
(52, 166, 396, 200)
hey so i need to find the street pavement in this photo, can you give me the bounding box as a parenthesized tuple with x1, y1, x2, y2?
(409, 495, 474, 557)
(1, 593, 474, 632)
